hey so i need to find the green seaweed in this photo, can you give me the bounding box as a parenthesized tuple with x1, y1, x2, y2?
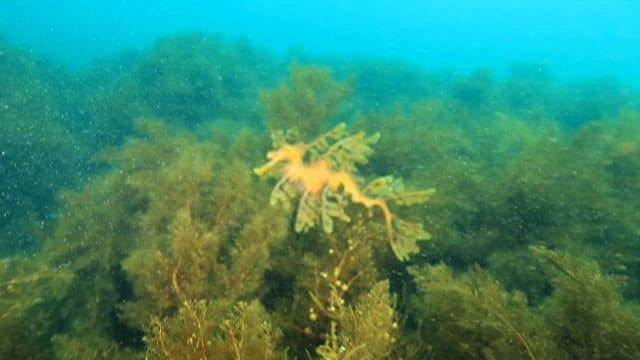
(408, 263, 553, 360)
(0, 256, 73, 358)
(260, 64, 353, 140)
(316, 280, 398, 360)
(532, 246, 640, 359)
(0, 40, 87, 253)
(132, 32, 279, 125)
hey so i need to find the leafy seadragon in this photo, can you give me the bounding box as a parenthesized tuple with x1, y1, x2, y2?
(254, 123, 435, 261)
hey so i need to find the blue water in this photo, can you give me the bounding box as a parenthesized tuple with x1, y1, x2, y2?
(1, 0, 639, 82)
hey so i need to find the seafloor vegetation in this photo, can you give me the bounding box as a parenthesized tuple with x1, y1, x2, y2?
(1, 32, 640, 359)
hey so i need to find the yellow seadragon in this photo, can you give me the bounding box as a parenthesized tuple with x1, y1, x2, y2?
(254, 123, 435, 261)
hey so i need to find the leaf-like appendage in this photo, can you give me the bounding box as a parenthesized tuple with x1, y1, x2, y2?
(320, 187, 350, 234)
(390, 188, 436, 206)
(307, 123, 347, 158)
(390, 219, 431, 261)
(322, 131, 380, 172)
(269, 177, 297, 206)
(295, 192, 320, 232)
(363, 176, 404, 198)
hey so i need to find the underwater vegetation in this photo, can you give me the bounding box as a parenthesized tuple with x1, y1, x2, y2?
(129, 32, 282, 126)
(1, 32, 640, 359)
(0, 38, 88, 254)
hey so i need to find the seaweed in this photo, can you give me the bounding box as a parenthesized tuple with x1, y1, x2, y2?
(98, 119, 292, 357)
(260, 65, 353, 140)
(0, 256, 73, 358)
(144, 294, 283, 359)
(131, 32, 279, 125)
(42, 170, 146, 358)
(408, 263, 554, 360)
(0, 40, 87, 254)
(316, 280, 398, 360)
(32, 117, 290, 357)
(531, 246, 640, 359)
(266, 217, 399, 359)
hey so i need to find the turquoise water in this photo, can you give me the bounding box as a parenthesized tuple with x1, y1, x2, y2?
(2, 1, 639, 81)
(1, 2, 640, 359)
